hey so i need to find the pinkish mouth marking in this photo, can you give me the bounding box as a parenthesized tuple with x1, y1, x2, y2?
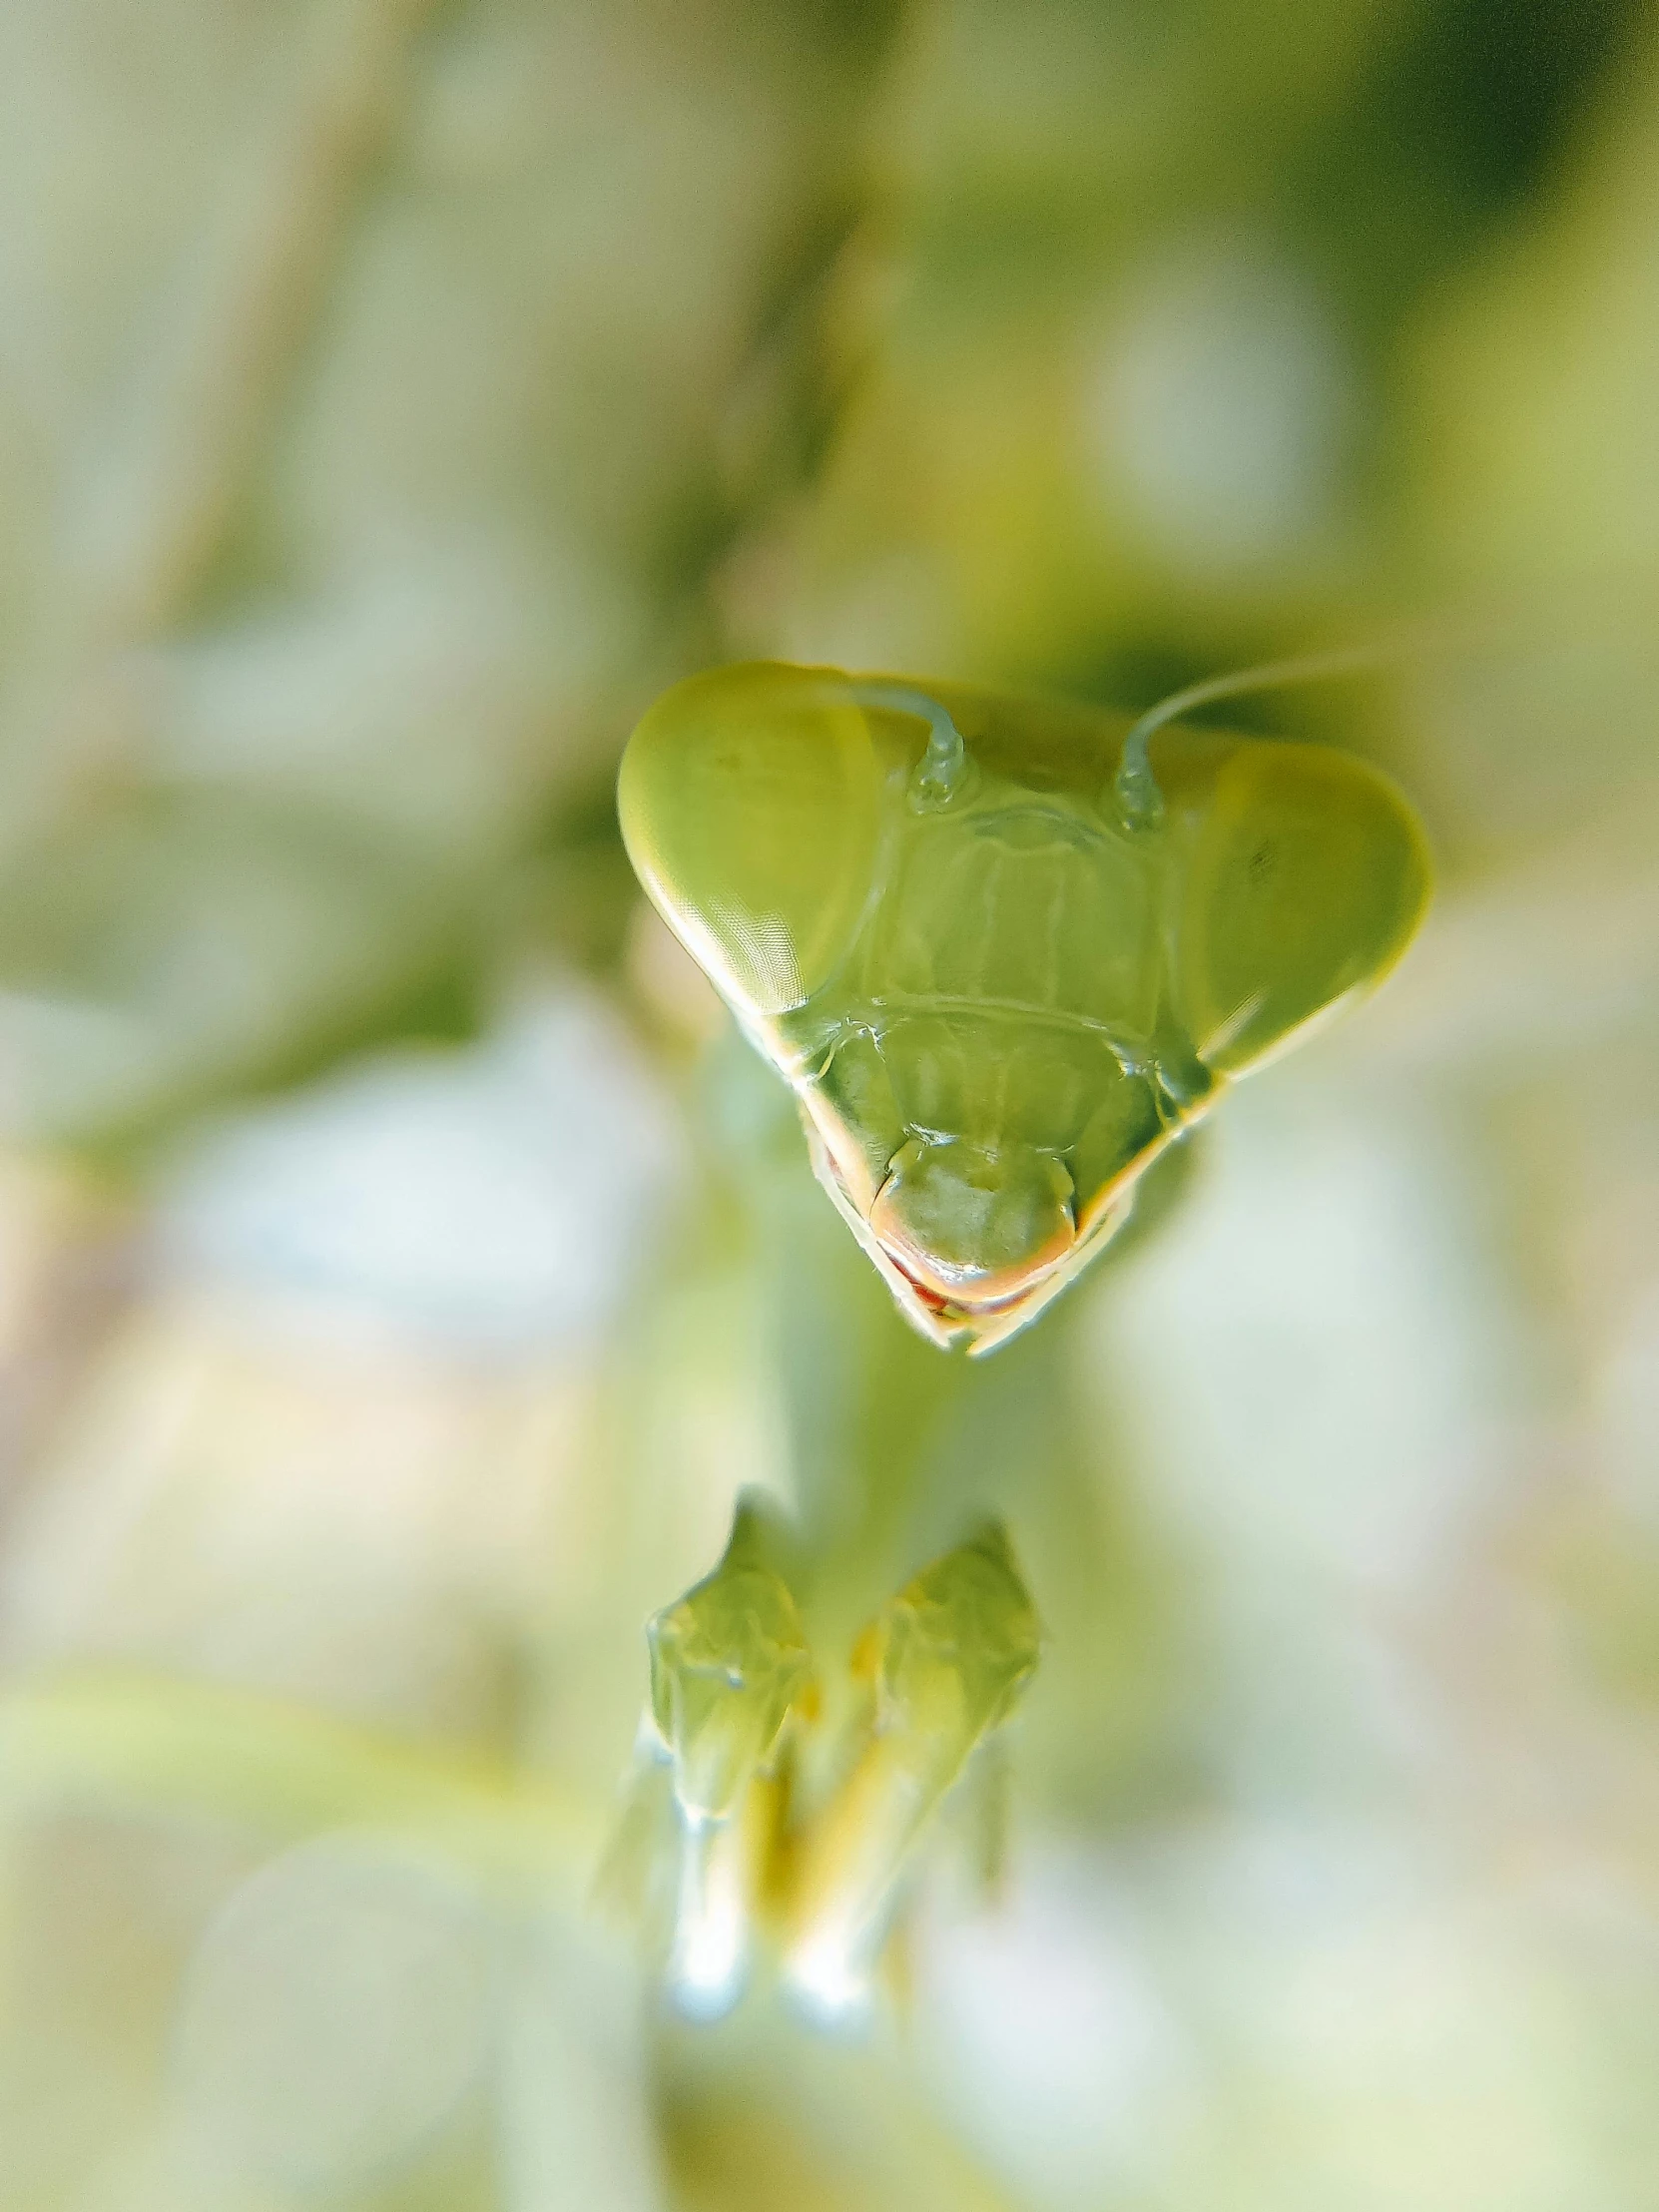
(878, 1244, 1040, 1320)
(881, 1247, 953, 1315)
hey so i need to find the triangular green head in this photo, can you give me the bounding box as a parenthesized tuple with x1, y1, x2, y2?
(620, 663, 1430, 1352)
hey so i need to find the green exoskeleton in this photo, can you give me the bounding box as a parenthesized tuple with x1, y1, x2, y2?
(786, 1521, 1040, 2017)
(638, 1498, 812, 2014)
(647, 1498, 811, 1827)
(614, 1498, 1040, 2021)
(619, 660, 1431, 1352)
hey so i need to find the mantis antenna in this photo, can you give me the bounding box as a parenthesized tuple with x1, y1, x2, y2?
(1112, 624, 1460, 832)
(859, 635, 1465, 830)
(850, 681, 972, 809)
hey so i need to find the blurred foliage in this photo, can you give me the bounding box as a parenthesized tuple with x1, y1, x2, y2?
(1, 2, 1659, 2209)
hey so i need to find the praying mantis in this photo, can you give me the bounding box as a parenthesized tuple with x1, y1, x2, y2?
(616, 657, 1430, 2009)
(619, 656, 1430, 1352)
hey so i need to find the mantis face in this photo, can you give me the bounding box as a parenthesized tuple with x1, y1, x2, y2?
(619, 662, 1430, 1353)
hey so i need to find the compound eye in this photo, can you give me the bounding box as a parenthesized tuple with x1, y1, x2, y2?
(1174, 743, 1430, 1077)
(618, 663, 882, 1018)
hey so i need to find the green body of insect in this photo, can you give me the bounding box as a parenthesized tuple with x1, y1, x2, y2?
(619, 661, 1430, 1353)
(786, 1522, 1039, 2008)
(646, 1497, 810, 1824)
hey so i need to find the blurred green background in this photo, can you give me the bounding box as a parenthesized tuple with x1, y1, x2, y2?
(2, 1, 1659, 2206)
